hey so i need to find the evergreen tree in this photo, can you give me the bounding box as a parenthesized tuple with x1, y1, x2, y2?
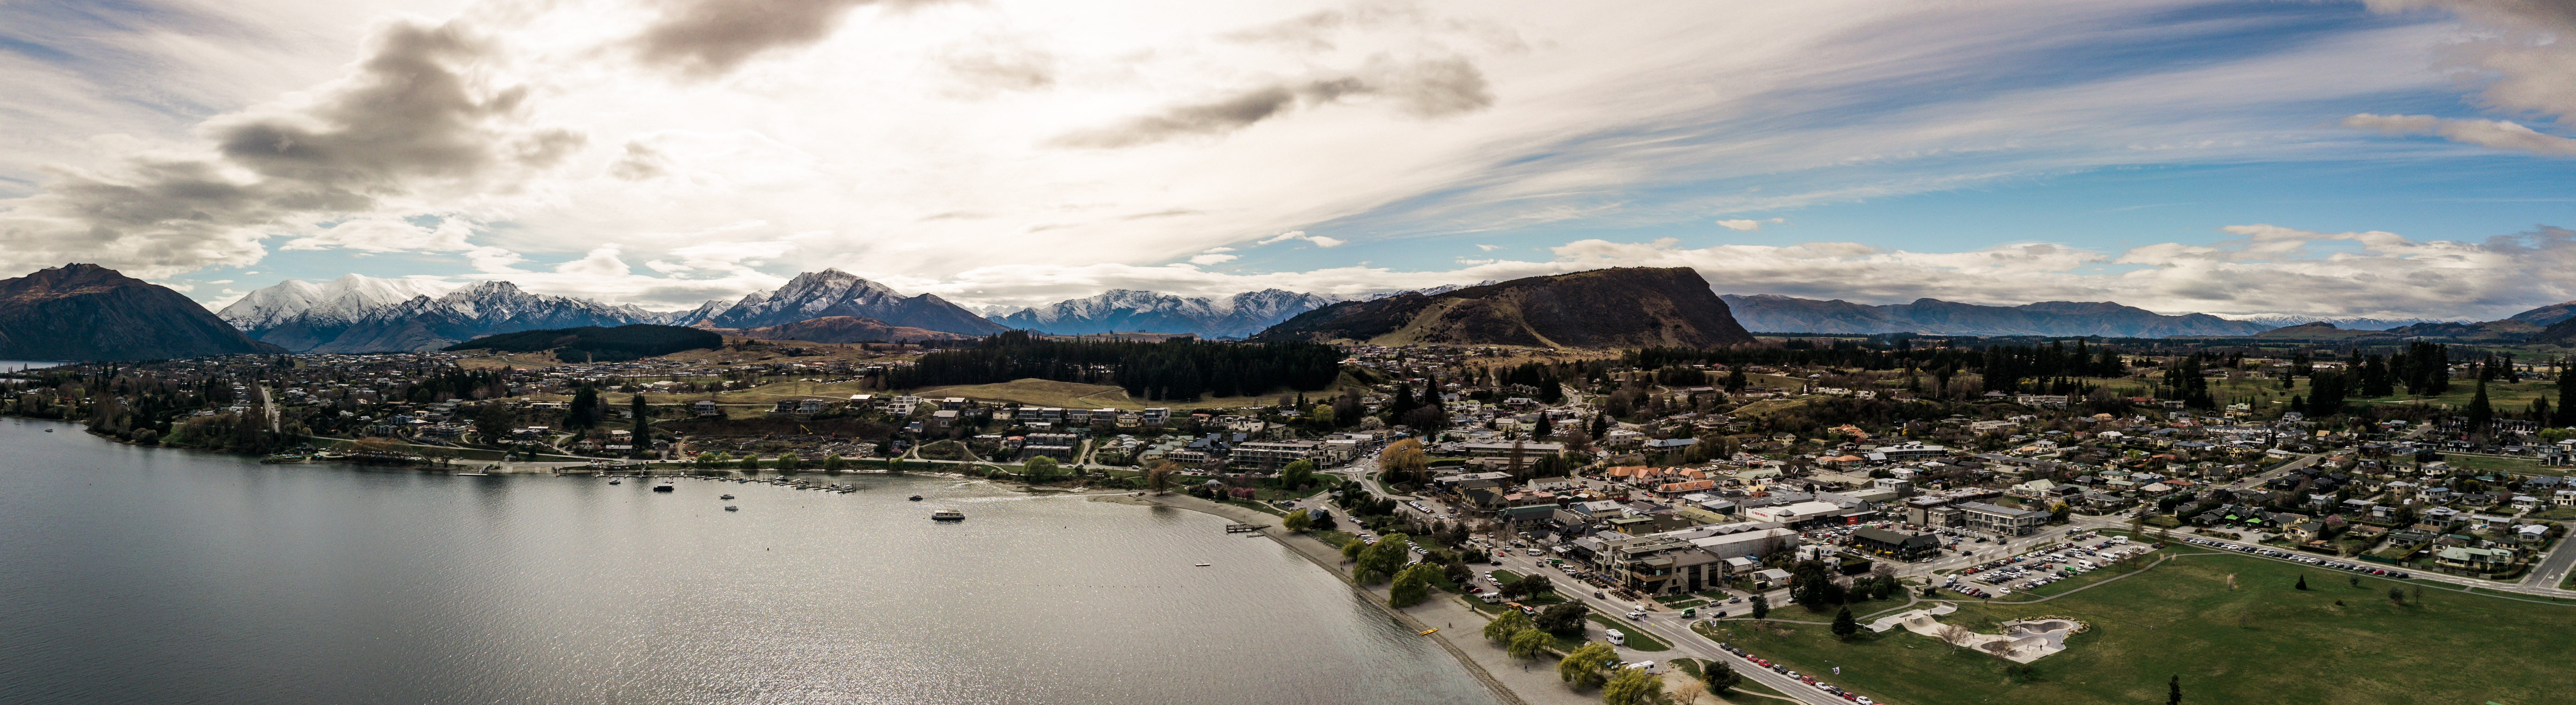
(629, 394, 650, 441)
(2558, 369, 2575, 427)
(2169, 675, 2183, 705)
(1831, 607, 1860, 639)
(567, 386, 600, 429)
(2467, 377, 2493, 434)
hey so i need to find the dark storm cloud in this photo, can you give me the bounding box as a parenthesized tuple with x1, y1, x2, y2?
(1049, 56, 1493, 148)
(630, 0, 950, 79)
(0, 18, 585, 275)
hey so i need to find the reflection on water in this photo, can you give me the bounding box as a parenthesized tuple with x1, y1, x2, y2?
(0, 421, 1498, 705)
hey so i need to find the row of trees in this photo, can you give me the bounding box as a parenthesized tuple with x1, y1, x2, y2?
(884, 332, 1342, 401)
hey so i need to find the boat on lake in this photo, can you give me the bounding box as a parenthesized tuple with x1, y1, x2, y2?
(724, 506, 738, 512)
(720, 494, 734, 500)
(652, 482, 675, 492)
(930, 508, 964, 521)
(908, 495, 924, 501)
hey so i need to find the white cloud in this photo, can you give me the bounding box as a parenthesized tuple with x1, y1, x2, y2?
(0, 0, 2484, 282)
(1475, 243, 1501, 251)
(1253, 230, 1344, 248)
(2341, 114, 2576, 156)
(1189, 253, 1240, 265)
(904, 225, 2576, 321)
(2343, 2, 2576, 156)
(1716, 219, 1761, 231)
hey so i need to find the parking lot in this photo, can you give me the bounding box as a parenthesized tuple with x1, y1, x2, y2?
(1941, 533, 2152, 598)
(2175, 536, 2413, 580)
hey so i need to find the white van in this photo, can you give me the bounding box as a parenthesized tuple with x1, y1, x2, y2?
(1626, 660, 1660, 674)
(1606, 629, 1626, 646)
(1481, 593, 1503, 604)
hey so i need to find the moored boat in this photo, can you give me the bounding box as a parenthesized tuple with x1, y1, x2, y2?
(930, 508, 964, 521)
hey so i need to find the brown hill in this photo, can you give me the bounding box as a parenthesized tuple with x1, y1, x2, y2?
(2535, 316, 2576, 345)
(698, 316, 980, 344)
(1250, 267, 1754, 348)
(0, 264, 281, 360)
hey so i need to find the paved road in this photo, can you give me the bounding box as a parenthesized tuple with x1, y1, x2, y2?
(1484, 552, 1848, 705)
(2520, 535, 2576, 594)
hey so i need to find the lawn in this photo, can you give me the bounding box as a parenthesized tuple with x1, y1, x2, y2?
(1590, 614, 1671, 651)
(2435, 453, 2546, 476)
(1698, 550, 2576, 705)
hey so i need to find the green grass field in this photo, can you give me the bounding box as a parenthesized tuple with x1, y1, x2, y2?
(1698, 550, 2576, 705)
(2435, 453, 2547, 476)
(1591, 614, 1671, 651)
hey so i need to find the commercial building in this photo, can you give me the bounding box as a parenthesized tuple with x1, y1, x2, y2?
(1851, 527, 1942, 560)
(1741, 500, 1850, 527)
(1957, 501, 2050, 536)
(1230, 440, 1321, 471)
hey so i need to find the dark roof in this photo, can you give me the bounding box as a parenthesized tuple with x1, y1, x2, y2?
(1854, 526, 1939, 548)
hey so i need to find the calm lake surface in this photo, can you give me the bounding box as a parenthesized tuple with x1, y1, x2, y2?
(0, 420, 1499, 705)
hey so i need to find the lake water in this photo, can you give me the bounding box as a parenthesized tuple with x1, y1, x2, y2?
(0, 420, 1499, 705)
(0, 360, 69, 371)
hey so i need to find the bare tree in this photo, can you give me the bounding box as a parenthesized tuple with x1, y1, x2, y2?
(1672, 680, 1705, 705)
(1981, 640, 2013, 658)
(1937, 624, 1976, 653)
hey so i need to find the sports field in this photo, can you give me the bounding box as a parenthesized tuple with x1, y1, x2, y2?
(1703, 550, 2575, 705)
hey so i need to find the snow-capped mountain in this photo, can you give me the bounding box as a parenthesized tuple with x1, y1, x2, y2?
(218, 273, 458, 331)
(987, 289, 1340, 338)
(291, 281, 673, 354)
(1367, 280, 1496, 300)
(694, 269, 1004, 335)
(233, 279, 681, 353)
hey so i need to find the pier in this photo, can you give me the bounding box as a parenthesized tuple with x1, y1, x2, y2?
(1224, 523, 1261, 534)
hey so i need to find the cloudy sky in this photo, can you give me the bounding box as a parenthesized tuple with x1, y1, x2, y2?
(1, 0, 2571, 320)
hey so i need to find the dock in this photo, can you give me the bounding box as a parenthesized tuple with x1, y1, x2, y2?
(1224, 523, 1262, 534)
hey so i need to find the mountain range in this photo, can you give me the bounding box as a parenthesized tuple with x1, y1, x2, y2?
(697, 316, 980, 344)
(2221, 314, 2460, 331)
(983, 289, 1338, 338)
(220, 269, 1008, 353)
(234, 280, 678, 354)
(680, 270, 1005, 335)
(1, 264, 279, 360)
(1253, 267, 1755, 348)
(1719, 294, 2274, 338)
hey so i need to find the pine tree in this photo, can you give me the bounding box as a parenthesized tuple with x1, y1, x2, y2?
(2557, 368, 2575, 427)
(2169, 675, 2183, 705)
(2467, 377, 2493, 434)
(1831, 607, 1860, 640)
(630, 393, 650, 442)
(2294, 574, 2308, 590)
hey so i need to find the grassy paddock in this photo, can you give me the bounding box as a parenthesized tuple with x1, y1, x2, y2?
(1701, 550, 2576, 705)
